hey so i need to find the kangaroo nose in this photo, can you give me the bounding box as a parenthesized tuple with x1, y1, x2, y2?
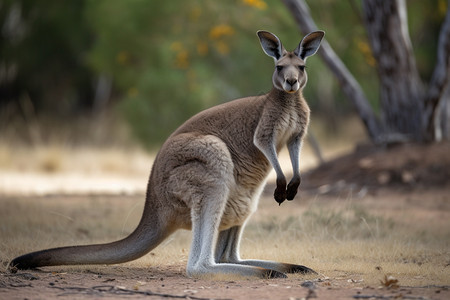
(286, 79, 298, 86)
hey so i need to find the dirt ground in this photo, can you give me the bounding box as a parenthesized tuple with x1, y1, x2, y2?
(1, 142, 450, 299)
(1, 264, 448, 300)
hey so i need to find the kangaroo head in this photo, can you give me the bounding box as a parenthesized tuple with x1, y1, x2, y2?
(257, 30, 324, 94)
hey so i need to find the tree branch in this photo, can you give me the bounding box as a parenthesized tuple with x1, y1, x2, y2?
(282, 0, 382, 142)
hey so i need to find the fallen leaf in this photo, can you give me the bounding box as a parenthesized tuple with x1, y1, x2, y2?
(380, 275, 399, 289)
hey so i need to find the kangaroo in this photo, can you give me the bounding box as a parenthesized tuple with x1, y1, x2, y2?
(9, 30, 324, 278)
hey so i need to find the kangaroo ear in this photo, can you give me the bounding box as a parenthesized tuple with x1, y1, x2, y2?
(257, 30, 285, 62)
(294, 31, 325, 60)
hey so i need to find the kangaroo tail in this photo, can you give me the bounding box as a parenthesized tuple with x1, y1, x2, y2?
(9, 202, 172, 270)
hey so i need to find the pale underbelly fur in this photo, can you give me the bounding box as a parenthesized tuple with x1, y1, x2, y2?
(219, 180, 267, 231)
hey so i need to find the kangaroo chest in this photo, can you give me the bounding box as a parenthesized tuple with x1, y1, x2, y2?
(275, 108, 307, 149)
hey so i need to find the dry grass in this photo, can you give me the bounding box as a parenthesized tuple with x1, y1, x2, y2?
(1, 191, 448, 287)
(0, 144, 154, 196)
(0, 143, 153, 175)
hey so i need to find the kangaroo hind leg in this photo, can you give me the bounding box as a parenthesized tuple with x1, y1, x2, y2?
(187, 189, 286, 279)
(216, 226, 316, 275)
(170, 134, 284, 278)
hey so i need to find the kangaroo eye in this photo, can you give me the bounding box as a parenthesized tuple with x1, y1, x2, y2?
(298, 65, 306, 71)
(276, 66, 283, 72)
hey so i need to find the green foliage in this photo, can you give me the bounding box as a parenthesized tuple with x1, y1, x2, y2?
(1, 0, 442, 147)
(84, 0, 306, 147)
(406, 0, 446, 82)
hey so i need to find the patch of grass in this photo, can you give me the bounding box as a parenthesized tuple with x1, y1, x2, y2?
(240, 196, 449, 286)
(245, 200, 397, 243)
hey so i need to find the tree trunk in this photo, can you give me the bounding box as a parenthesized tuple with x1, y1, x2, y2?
(283, 0, 449, 143)
(282, 0, 383, 142)
(423, 4, 450, 141)
(440, 87, 450, 140)
(362, 0, 425, 142)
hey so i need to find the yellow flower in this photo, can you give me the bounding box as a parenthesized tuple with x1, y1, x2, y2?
(170, 41, 189, 69)
(357, 40, 376, 67)
(175, 50, 189, 69)
(209, 24, 234, 40)
(242, 0, 267, 10)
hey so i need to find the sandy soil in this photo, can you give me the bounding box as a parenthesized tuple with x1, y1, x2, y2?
(2, 265, 448, 300)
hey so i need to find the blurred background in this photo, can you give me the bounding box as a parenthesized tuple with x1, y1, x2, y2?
(0, 0, 447, 195)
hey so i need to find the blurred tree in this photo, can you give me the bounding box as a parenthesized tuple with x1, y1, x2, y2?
(0, 0, 94, 120)
(283, 0, 449, 143)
